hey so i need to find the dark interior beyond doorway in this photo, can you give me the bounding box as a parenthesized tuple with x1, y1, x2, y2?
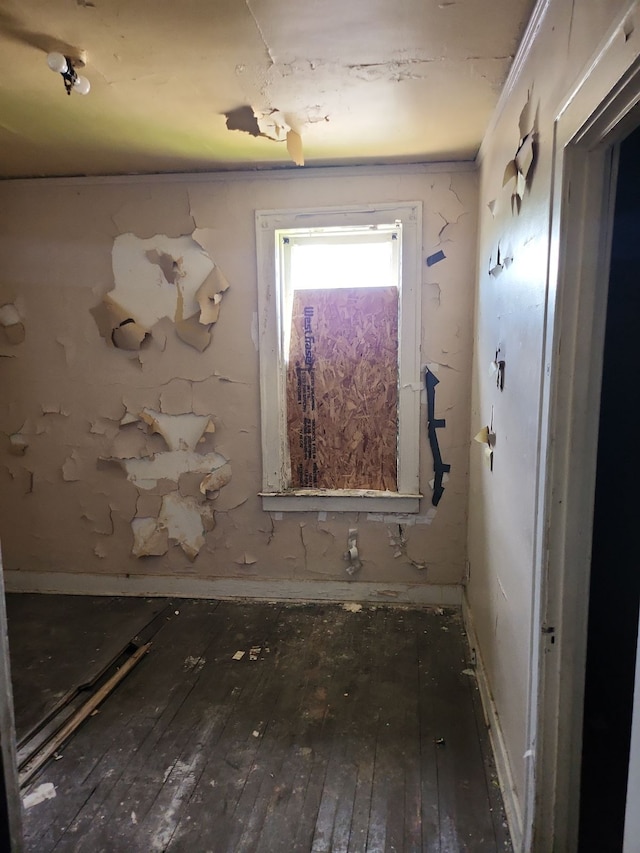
(578, 124, 640, 851)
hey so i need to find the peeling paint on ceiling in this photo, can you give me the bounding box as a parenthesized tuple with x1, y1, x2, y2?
(0, 0, 535, 177)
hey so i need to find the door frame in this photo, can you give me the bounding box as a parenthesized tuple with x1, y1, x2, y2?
(623, 607, 640, 850)
(0, 554, 23, 852)
(531, 9, 640, 851)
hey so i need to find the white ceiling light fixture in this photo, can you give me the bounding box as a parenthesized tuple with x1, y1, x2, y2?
(46, 52, 90, 96)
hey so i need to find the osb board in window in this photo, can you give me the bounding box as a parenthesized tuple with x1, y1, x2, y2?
(286, 287, 398, 490)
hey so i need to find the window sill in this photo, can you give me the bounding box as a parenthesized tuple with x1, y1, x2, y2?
(260, 490, 422, 513)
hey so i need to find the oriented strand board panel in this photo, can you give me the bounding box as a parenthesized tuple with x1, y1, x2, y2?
(286, 287, 398, 490)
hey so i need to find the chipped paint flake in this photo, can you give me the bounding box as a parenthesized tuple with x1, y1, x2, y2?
(139, 410, 214, 452)
(286, 130, 304, 166)
(200, 464, 232, 495)
(195, 267, 230, 325)
(0, 303, 25, 344)
(8, 433, 28, 455)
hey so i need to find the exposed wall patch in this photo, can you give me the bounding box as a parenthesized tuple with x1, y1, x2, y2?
(92, 233, 229, 353)
(158, 492, 214, 561)
(118, 449, 227, 491)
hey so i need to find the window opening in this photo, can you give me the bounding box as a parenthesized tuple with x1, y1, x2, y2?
(279, 225, 401, 491)
(256, 202, 422, 513)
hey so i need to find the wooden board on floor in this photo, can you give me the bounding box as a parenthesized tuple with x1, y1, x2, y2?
(16, 597, 513, 853)
(6, 593, 170, 741)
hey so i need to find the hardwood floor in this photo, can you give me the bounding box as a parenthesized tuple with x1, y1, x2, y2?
(8, 596, 512, 852)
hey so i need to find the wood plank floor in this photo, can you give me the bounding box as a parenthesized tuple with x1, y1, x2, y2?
(10, 597, 512, 852)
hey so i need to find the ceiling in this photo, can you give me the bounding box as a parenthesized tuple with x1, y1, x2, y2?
(0, 0, 535, 179)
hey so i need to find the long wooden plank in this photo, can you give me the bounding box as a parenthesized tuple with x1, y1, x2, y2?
(229, 623, 329, 852)
(19, 643, 151, 787)
(255, 606, 368, 853)
(307, 608, 375, 853)
(397, 610, 423, 853)
(18, 601, 174, 774)
(364, 608, 416, 853)
(418, 608, 499, 852)
(192, 604, 331, 853)
(237, 625, 322, 850)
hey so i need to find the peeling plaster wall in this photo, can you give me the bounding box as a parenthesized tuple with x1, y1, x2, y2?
(468, 0, 629, 825)
(0, 165, 476, 594)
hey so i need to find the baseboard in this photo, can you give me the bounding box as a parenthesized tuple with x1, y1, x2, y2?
(462, 592, 523, 851)
(3, 571, 462, 606)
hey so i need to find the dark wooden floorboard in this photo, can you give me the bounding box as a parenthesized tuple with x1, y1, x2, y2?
(13, 597, 513, 853)
(185, 607, 310, 852)
(164, 604, 325, 852)
(345, 612, 379, 853)
(399, 612, 424, 853)
(56, 600, 281, 853)
(418, 608, 499, 853)
(465, 636, 513, 852)
(306, 609, 373, 853)
(249, 608, 351, 853)
(366, 608, 423, 853)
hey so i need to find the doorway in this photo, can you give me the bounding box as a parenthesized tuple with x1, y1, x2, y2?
(577, 125, 640, 851)
(531, 44, 640, 852)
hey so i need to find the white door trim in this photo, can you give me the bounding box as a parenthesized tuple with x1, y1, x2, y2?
(0, 549, 23, 851)
(623, 605, 640, 851)
(531, 8, 640, 851)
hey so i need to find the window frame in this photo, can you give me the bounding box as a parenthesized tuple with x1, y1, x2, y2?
(255, 202, 423, 512)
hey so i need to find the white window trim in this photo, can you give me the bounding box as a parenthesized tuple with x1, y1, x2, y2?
(255, 202, 423, 512)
